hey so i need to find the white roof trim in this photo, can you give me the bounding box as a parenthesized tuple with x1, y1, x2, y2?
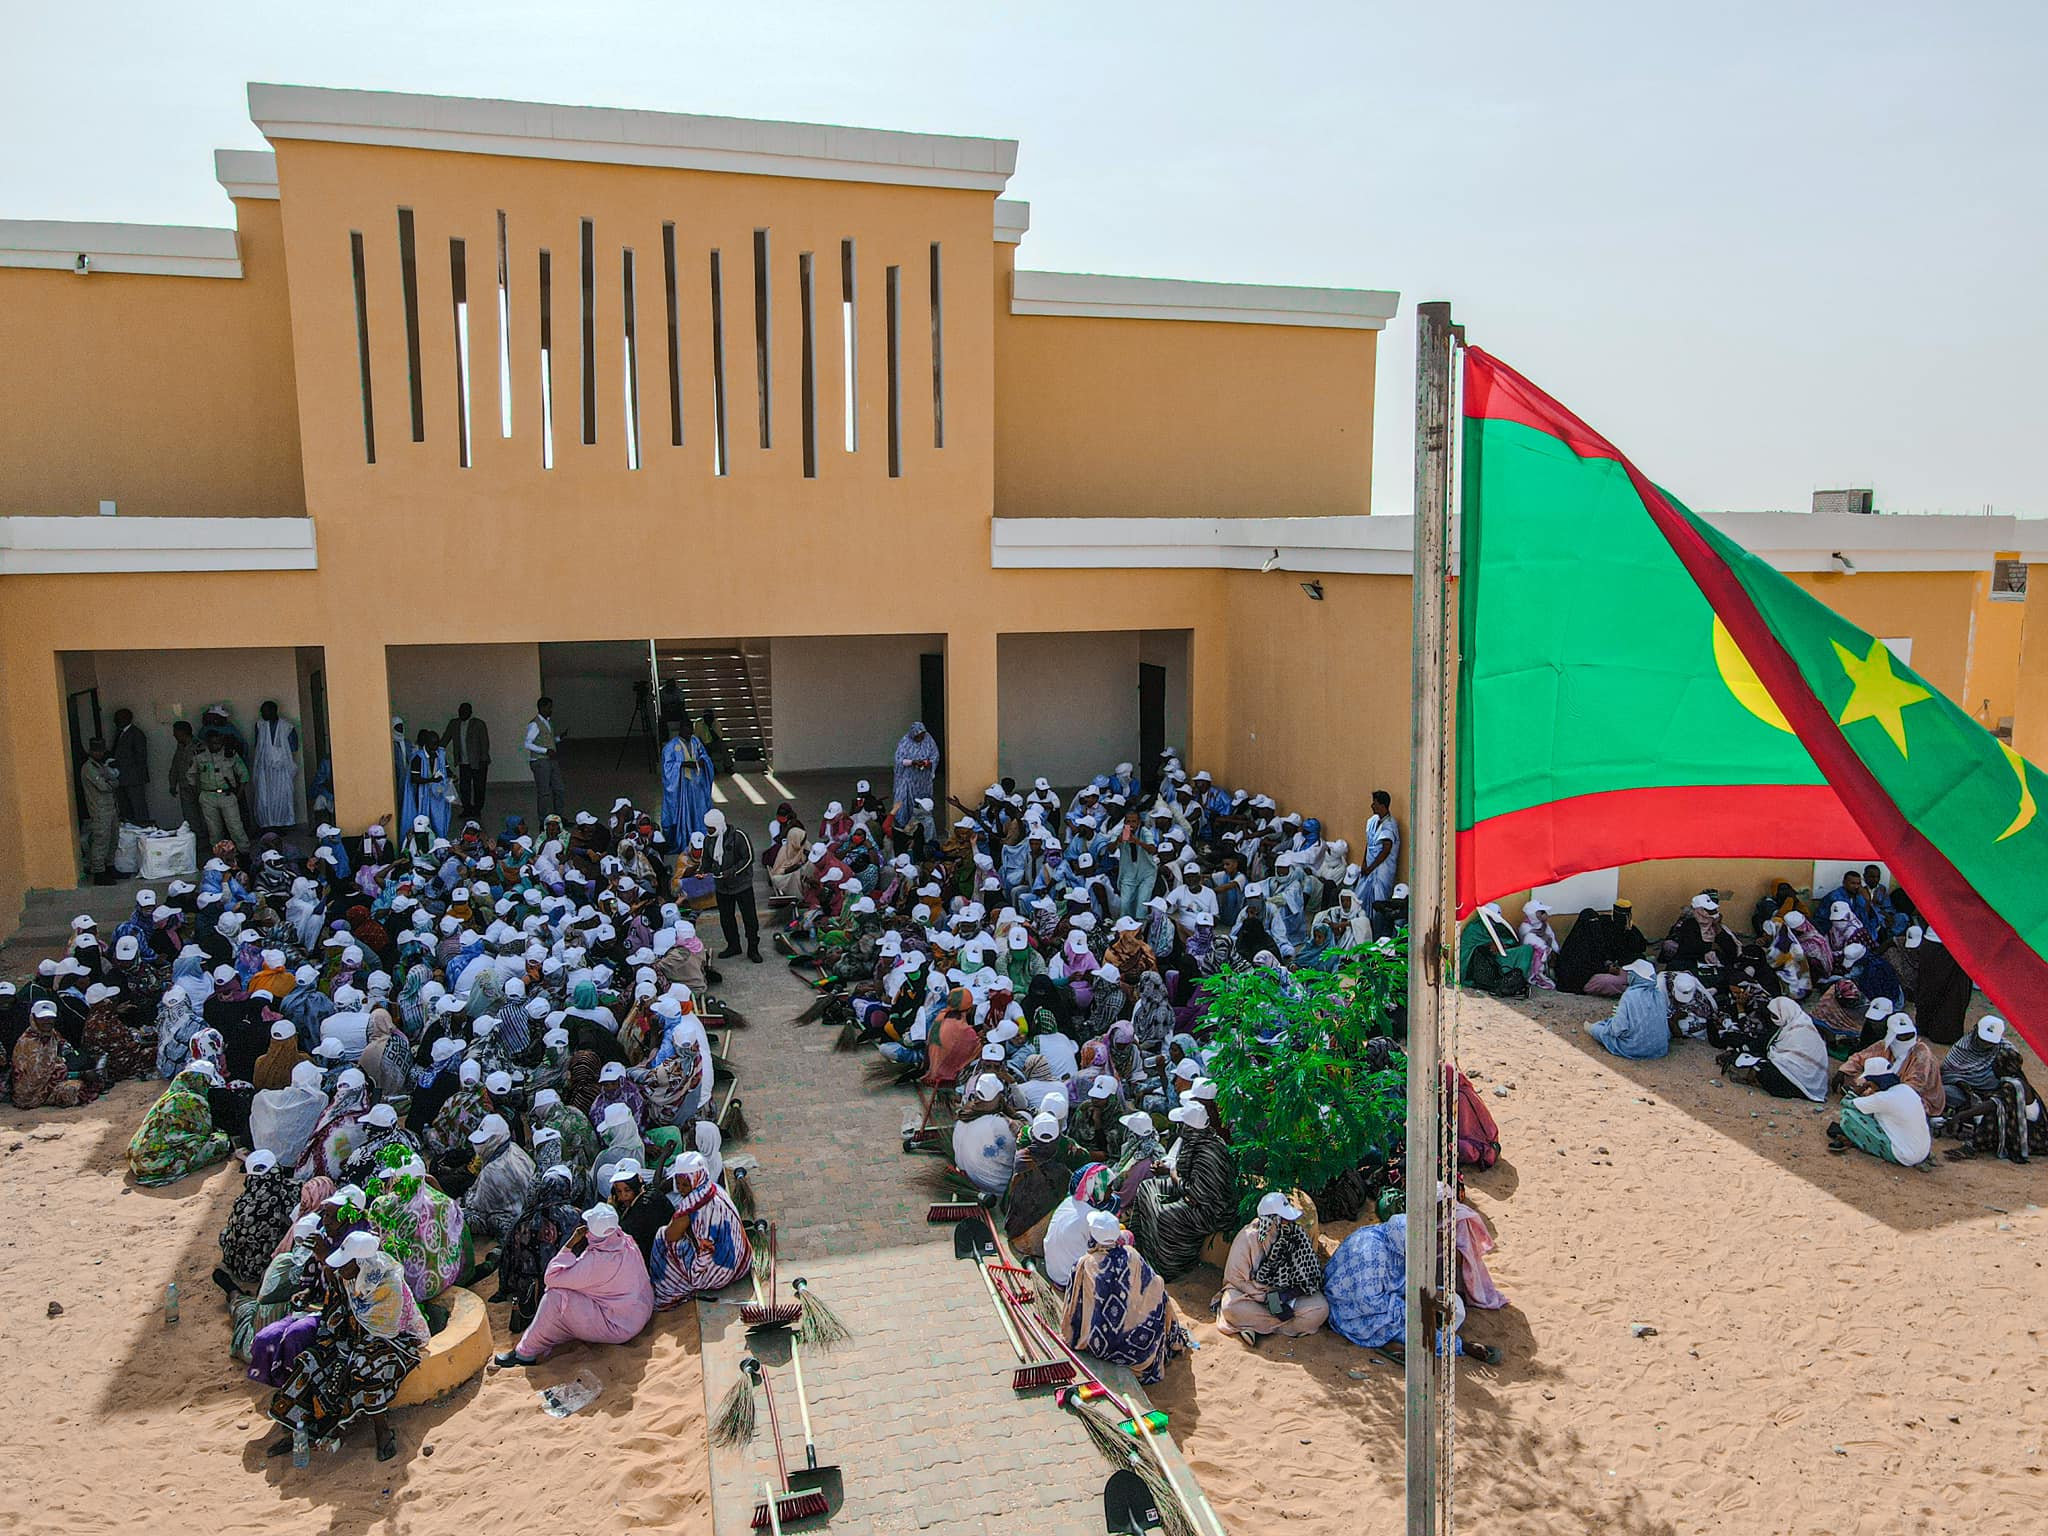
(0, 516, 316, 575)
(214, 148, 279, 201)
(0, 221, 242, 280)
(249, 83, 1019, 192)
(1011, 270, 1398, 331)
(994, 199, 1031, 244)
(992, 512, 2048, 577)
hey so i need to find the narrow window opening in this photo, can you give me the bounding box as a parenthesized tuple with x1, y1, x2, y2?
(709, 250, 729, 476)
(579, 219, 596, 445)
(840, 239, 858, 452)
(539, 249, 555, 470)
(885, 263, 902, 478)
(662, 223, 683, 446)
(752, 228, 772, 449)
(349, 231, 376, 464)
(798, 251, 817, 478)
(397, 208, 425, 442)
(622, 248, 642, 470)
(495, 210, 512, 437)
(929, 242, 945, 448)
(450, 237, 472, 468)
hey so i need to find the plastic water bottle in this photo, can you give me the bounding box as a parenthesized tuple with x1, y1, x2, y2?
(163, 1282, 180, 1325)
(291, 1424, 310, 1469)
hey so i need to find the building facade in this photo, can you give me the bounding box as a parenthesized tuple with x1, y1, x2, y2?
(1, 83, 2041, 938)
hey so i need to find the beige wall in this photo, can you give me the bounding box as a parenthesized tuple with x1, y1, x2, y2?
(2014, 585, 2048, 764)
(0, 201, 304, 517)
(770, 634, 933, 772)
(387, 643, 543, 785)
(997, 631, 1142, 787)
(1962, 572, 2025, 731)
(991, 246, 1375, 520)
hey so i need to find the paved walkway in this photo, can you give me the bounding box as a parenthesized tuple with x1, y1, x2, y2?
(692, 775, 1210, 1536)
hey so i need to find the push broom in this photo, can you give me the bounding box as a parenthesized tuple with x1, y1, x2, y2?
(740, 1220, 800, 1330)
(749, 1354, 831, 1529)
(953, 1218, 1074, 1390)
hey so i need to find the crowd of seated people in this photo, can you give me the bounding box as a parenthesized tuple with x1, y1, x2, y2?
(1, 796, 752, 1463)
(1495, 866, 2043, 1169)
(779, 748, 1507, 1378)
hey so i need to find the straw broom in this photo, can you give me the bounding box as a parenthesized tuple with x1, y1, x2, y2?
(791, 1275, 851, 1350)
(710, 1357, 759, 1447)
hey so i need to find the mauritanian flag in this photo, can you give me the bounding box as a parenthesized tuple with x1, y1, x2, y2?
(1455, 347, 2048, 1053)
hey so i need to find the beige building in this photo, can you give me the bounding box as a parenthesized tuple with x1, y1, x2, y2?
(1, 83, 2042, 939)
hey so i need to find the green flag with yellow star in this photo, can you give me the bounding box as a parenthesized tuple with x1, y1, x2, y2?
(1458, 347, 2048, 1053)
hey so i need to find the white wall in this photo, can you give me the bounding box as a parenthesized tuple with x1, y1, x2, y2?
(997, 631, 1141, 788)
(771, 634, 934, 772)
(89, 646, 308, 828)
(538, 642, 651, 741)
(387, 643, 543, 784)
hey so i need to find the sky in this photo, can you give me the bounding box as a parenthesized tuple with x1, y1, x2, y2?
(7, 0, 2042, 518)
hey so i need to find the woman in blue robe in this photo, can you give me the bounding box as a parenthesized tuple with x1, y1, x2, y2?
(408, 732, 452, 839)
(660, 723, 715, 847)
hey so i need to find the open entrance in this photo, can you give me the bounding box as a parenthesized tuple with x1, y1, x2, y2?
(996, 629, 1190, 791)
(55, 646, 329, 857)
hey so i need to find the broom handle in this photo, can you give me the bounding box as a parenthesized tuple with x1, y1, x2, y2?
(758, 1358, 793, 1490)
(973, 1251, 1030, 1362)
(787, 1327, 819, 1467)
(762, 1481, 784, 1536)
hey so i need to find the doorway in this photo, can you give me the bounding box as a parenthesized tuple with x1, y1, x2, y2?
(1138, 663, 1166, 794)
(920, 652, 947, 789)
(66, 687, 101, 824)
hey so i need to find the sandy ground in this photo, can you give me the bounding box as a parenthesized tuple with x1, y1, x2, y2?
(0, 1080, 708, 1536)
(4, 990, 2044, 1535)
(1152, 991, 2048, 1536)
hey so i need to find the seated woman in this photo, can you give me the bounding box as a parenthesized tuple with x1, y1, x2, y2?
(127, 1061, 233, 1187)
(1516, 901, 1561, 990)
(1215, 1192, 1330, 1345)
(1725, 997, 1830, 1102)
(649, 1151, 752, 1308)
(1839, 1014, 1943, 1117)
(1827, 1058, 1931, 1167)
(1004, 1111, 1086, 1252)
(1126, 1100, 1238, 1282)
(216, 1149, 300, 1292)
(1325, 1214, 1500, 1363)
(1944, 1042, 2048, 1164)
(530, 1087, 600, 1184)
(1458, 904, 1533, 994)
(497, 1164, 585, 1332)
(1061, 1210, 1190, 1387)
(494, 1201, 654, 1368)
(1940, 1015, 2009, 1113)
(11, 999, 102, 1109)
(231, 1211, 321, 1365)
(267, 1229, 427, 1463)
(591, 1102, 648, 1194)
(341, 1101, 423, 1189)
(461, 1113, 537, 1248)
(1803, 974, 1867, 1055)
(368, 1152, 474, 1303)
(1664, 971, 1718, 1042)
(297, 1067, 376, 1183)
(952, 1072, 1023, 1196)
(1587, 960, 1670, 1059)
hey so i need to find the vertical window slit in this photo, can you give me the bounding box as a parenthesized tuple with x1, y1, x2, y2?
(495, 211, 512, 438)
(929, 242, 945, 449)
(579, 219, 596, 445)
(397, 208, 425, 442)
(662, 223, 683, 446)
(840, 239, 858, 452)
(538, 249, 555, 470)
(709, 250, 729, 477)
(752, 228, 772, 449)
(450, 237, 472, 468)
(622, 248, 642, 470)
(349, 231, 376, 464)
(798, 251, 817, 479)
(885, 263, 902, 478)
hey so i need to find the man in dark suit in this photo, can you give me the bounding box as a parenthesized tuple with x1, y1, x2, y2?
(442, 701, 492, 822)
(110, 707, 151, 823)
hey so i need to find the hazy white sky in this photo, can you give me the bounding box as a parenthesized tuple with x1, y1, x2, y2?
(8, 1, 2041, 517)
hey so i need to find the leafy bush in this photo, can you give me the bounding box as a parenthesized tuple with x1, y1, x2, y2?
(1194, 940, 1409, 1218)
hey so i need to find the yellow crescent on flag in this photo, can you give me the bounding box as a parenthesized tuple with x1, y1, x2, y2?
(1711, 617, 1792, 733)
(1996, 740, 2036, 842)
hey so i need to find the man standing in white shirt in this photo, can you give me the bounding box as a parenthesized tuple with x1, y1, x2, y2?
(523, 696, 568, 822)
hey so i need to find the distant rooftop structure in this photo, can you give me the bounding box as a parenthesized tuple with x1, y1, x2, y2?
(1813, 488, 1875, 516)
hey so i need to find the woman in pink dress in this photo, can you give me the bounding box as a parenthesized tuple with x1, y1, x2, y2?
(494, 1201, 653, 1367)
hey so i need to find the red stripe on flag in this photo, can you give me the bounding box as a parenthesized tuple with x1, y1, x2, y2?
(1463, 349, 1623, 462)
(1625, 462, 2048, 1057)
(1457, 783, 1872, 915)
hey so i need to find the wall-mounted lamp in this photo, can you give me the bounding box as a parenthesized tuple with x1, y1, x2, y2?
(1300, 580, 1325, 601)
(73, 253, 90, 275)
(1830, 551, 1857, 574)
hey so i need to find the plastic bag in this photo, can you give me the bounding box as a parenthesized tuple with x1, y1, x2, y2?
(137, 826, 198, 880)
(114, 824, 145, 875)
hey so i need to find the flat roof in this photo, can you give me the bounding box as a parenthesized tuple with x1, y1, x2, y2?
(0, 220, 242, 279)
(1010, 270, 1399, 331)
(248, 82, 1019, 192)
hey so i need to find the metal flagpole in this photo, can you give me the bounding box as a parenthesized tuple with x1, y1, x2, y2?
(1405, 299, 1460, 1536)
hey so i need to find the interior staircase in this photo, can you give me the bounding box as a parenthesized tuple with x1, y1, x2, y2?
(653, 641, 772, 765)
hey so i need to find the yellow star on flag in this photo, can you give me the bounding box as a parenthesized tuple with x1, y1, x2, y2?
(1832, 637, 1931, 755)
